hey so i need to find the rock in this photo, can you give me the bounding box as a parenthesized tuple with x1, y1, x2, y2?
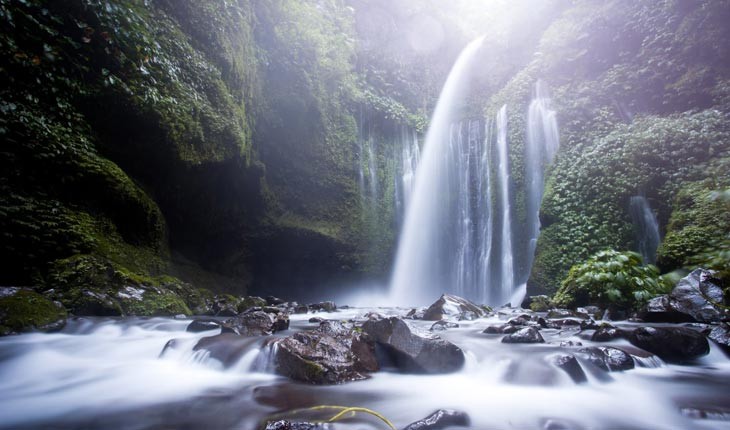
(222, 310, 289, 336)
(237, 296, 267, 313)
(670, 269, 727, 323)
(422, 294, 485, 321)
(559, 340, 583, 348)
(308, 317, 324, 323)
(210, 295, 239, 317)
(402, 409, 470, 430)
(640, 295, 693, 323)
(626, 326, 709, 362)
(265, 421, 328, 430)
(0, 288, 67, 336)
(507, 315, 532, 326)
(708, 323, 730, 353)
(74, 289, 124, 316)
(266, 296, 286, 306)
(582, 306, 603, 319)
(362, 316, 465, 373)
(591, 324, 625, 342)
(309, 301, 337, 312)
(546, 309, 580, 319)
(275, 321, 377, 384)
(578, 347, 634, 372)
(552, 354, 587, 384)
(186, 319, 221, 332)
(579, 319, 600, 331)
(193, 333, 261, 367)
(293, 305, 310, 314)
(548, 318, 582, 327)
(501, 327, 545, 344)
(430, 320, 459, 331)
(405, 308, 425, 319)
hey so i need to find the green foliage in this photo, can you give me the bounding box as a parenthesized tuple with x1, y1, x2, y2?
(553, 250, 670, 311)
(529, 295, 552, 312)
(0, 289, 67, 336)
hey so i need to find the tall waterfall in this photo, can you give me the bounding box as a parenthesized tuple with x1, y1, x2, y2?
(394, 127, 421, 223)
(629, 196, 661, 264)
(389, 38, 560, 306)
(390, 36, 486, 305)
(524, 80, 560, 281)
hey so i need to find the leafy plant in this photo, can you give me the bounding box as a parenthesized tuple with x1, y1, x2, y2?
(553, 250, 671, 311)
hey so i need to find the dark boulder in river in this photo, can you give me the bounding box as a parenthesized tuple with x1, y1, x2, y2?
(422, 294, 485, 321)
(275, 321, 378, 384)
(501, 327, 545, 344)
(401, 409, 470, 430)
(626, 326, 709, 363)
(709, 323, 730, 353)
(186, 319, 221, 333)
(222, 309, 289, 336)
(669, 269, 727, 323)
(362, 316, 465, 373)
(578, 346, 635, 372)
(265, 420, 327, 429)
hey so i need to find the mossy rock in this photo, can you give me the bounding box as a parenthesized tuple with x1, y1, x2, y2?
(237, 296, 267, 313)
(47, 254, 192, 317)
(0, 288, 67, 336)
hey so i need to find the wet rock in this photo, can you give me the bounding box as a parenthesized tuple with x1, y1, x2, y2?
(308, 317, 324, 323)
(548, 318, 582, 327)
(578, 346, 634, 372)
(309, 301, 337, 312)
(430, 321, 459, 331)
(639, 295, 693, 323)
(266, 296, 286, 306)
(670, 269, 727, 323)
(551, 354, 587, 384)
(0, 288, 68, 336)
(405, 308, 425, 319)
(211, 295, 239, 317)
(402, 409, 470, 430)
(508, 315, 532, 326)
(579, 319, 600, 331)
(591, 324, 625, 342)
(237, 296, 267, 313)
(422, 294, 485, 321)
(222, 310, 289, 336)
(265, 421, 328, 430)
(626, 326, 709, 362)
(708, 323, 730, 353)
(293, 305, 310, 314)
(559, 340, 583, 348)
(582, 306, 603, 319)
(275, 321, 377, 384)
(501, 327, 545, 344)
(193, 333, 260, 367)
(186, 319, 221, 333)
(75, 290, 123, 316)
(546, 309, 582, 319)
(362, 316, 465, 373)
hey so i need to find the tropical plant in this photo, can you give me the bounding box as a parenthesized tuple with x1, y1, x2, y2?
(553, 250, 671, 311)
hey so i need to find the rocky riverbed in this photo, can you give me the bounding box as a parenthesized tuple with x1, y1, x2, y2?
(0, 291, 729, 430)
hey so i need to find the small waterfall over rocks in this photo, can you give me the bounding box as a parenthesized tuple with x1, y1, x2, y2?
(629, 195, 661, 264)
(389, 37, 561, 306)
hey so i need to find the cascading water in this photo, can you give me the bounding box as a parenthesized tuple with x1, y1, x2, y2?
(629, 195, 661, 264)
(390, 36, 486, 305)
(390, 44, 563, 306)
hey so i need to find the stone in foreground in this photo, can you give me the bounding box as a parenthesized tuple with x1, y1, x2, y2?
(275, 321, 378, 384)
(422, 294, 485, 321)
(578, 347, 634, 372)
(362, 316, 465, 373)
(501, 327, 545, 344)
(670, 269, 727, 323)
(626, 326, 709, 362)
(402, 409, 470, 430)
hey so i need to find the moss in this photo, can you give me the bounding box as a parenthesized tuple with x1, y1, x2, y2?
(238, 296, 267, 313)
(0, 289, 67, 336)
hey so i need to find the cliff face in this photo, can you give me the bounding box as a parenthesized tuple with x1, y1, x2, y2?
(2, 0, 728, 305)
(477, 0, 730, 295)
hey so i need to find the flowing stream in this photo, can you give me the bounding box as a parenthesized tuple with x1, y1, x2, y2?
(1, 312, 729, 429)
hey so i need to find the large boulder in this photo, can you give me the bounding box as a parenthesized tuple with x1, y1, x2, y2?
(708, 323, 730, 353)
(402, 409, 471, 430)
(422, 294, 485, 321)
(626, 326, 709, 362)
(551, 354, 587, 384)
(639, 295, 693, 323)
(669, 269, 727, 323)
(0, 287, 67, 335)
(362, 316, 465, 373)
(501, 327, 545, 344)
(186, 319, 222, 333)
(275, 321, 378, 384)
(578, 347, 635, 372)
(591, 324, 625, 342)
(223, 309, 289, 336)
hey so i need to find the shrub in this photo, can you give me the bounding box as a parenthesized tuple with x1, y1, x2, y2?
(553, 250, 670, 311)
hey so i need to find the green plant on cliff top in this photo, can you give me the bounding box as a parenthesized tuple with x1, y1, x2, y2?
(553, 250, 670, 311)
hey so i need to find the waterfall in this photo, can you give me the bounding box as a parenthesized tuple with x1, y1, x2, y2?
(495, 105, 514, 304)
(390, 36, 486, 305)
(524, 80, 560, 281)
(629, 196, 661, 264)
(389, 40, 560, 306)
(394, 126, 421, 224)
